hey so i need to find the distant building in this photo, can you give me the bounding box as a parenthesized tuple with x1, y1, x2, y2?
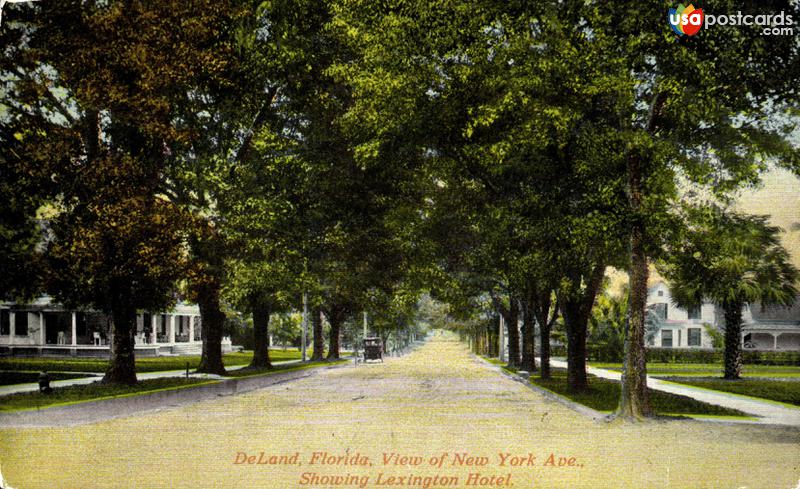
(740, 302, 800, 351)
(646, 281, 716, 349)
(646, 281, 800, 351)
(0, 296, 232, 357)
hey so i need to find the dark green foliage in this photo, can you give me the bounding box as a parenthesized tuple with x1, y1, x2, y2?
(660, 206, 799, 379)
(645, 349, 800, 366)
(2, 0, 249, 383)
(556, 346, 800, 366)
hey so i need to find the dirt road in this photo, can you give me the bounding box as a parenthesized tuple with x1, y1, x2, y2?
(1, 333, 798, 489)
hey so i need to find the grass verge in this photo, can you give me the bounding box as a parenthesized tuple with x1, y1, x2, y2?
(480, 357, 748, 417)
(528, 370, 746, 416)
(0, 377, 215, 413)
(658, 377, 800, 408)
(590, 362, 800, 378)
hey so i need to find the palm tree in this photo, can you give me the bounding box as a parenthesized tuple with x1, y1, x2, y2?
(659, 206, 798, 379)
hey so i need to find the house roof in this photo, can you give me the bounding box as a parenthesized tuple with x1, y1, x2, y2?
(743, 322, 800, 332)
(749, 300, 800, 323)
(1, 296, 200, 315)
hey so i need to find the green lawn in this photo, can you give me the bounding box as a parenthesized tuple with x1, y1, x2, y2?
(528, 369, 748, 417)
(0, 358, 348, 412)
(480, 356, 748, 417)
(659, 377, 800, 407)
(0, 377, 215, 413)
(0, 371, 96, 386)
(590, 362, 800, 378)
(0, 349, 304, 374)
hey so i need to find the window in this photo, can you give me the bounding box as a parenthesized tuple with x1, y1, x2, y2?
(0, 310, 9, 335)
(178, 315, 190, 334)
(652, 303, 668, 321)
(15, 312, 28, 336)
(687, 305, 701, 320)
(688, 328, 701, 347)
(661, 330, 673, 348)
(657, 290, 664, 297)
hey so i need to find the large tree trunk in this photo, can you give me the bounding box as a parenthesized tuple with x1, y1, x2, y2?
(532, 290, 556, 380)
(561, 302, 589, 392)
(196, 281, 227, 375)
(723, 301, 743, 380)
(103, 306, 138, 385)
(559, 265, 605, 393)
(490, 316, 499, 357)
(539, 320, 552, 379)
(311, 306, 325, 360)
(617, 151, 653, 419)
(325, 308, 343, 360)
(250, 299, 272, 369)
(190, 229, 227, 376)
(617, 94, 665, 419)
(505, 296, 521, 368)
(521, 296, 537, 372)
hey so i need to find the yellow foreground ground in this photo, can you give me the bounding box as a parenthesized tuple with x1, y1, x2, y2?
(1, 333, 799, 489)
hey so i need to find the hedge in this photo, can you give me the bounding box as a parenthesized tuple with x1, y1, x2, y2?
(646, 348, 800, 365)
(547, 345, 800, 365)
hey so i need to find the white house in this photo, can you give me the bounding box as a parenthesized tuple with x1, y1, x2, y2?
(646, 281, 716, 348)
(646, 281, 800, 351)
(0, 296, 232, 357)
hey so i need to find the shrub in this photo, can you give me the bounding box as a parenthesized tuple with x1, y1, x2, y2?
(645, 348, 800, 365)
(549, 344, 800, 365)
(740, 350, 800, 366)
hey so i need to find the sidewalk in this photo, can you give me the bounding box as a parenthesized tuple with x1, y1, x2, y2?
(549, 359, 800, 426)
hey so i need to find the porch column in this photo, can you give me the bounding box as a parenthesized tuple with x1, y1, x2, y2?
(188, 316, 195, 343)
(71, 312, 77, 346)
(169, 315, 176, 344)
(39, 312, 45, 345)
(773, 333, 779, 351)
(151, 315, 158, 344)
(9, 312, 15, 346)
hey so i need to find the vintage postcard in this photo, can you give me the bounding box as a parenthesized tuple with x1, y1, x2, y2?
(1, 1, 799, 488)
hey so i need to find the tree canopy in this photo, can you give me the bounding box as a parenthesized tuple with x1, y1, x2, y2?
(1, 0, 798, 419)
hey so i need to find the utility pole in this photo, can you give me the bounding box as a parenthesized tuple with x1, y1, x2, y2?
(302, 292, 308, 362)
(363, 311, 368, 338)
